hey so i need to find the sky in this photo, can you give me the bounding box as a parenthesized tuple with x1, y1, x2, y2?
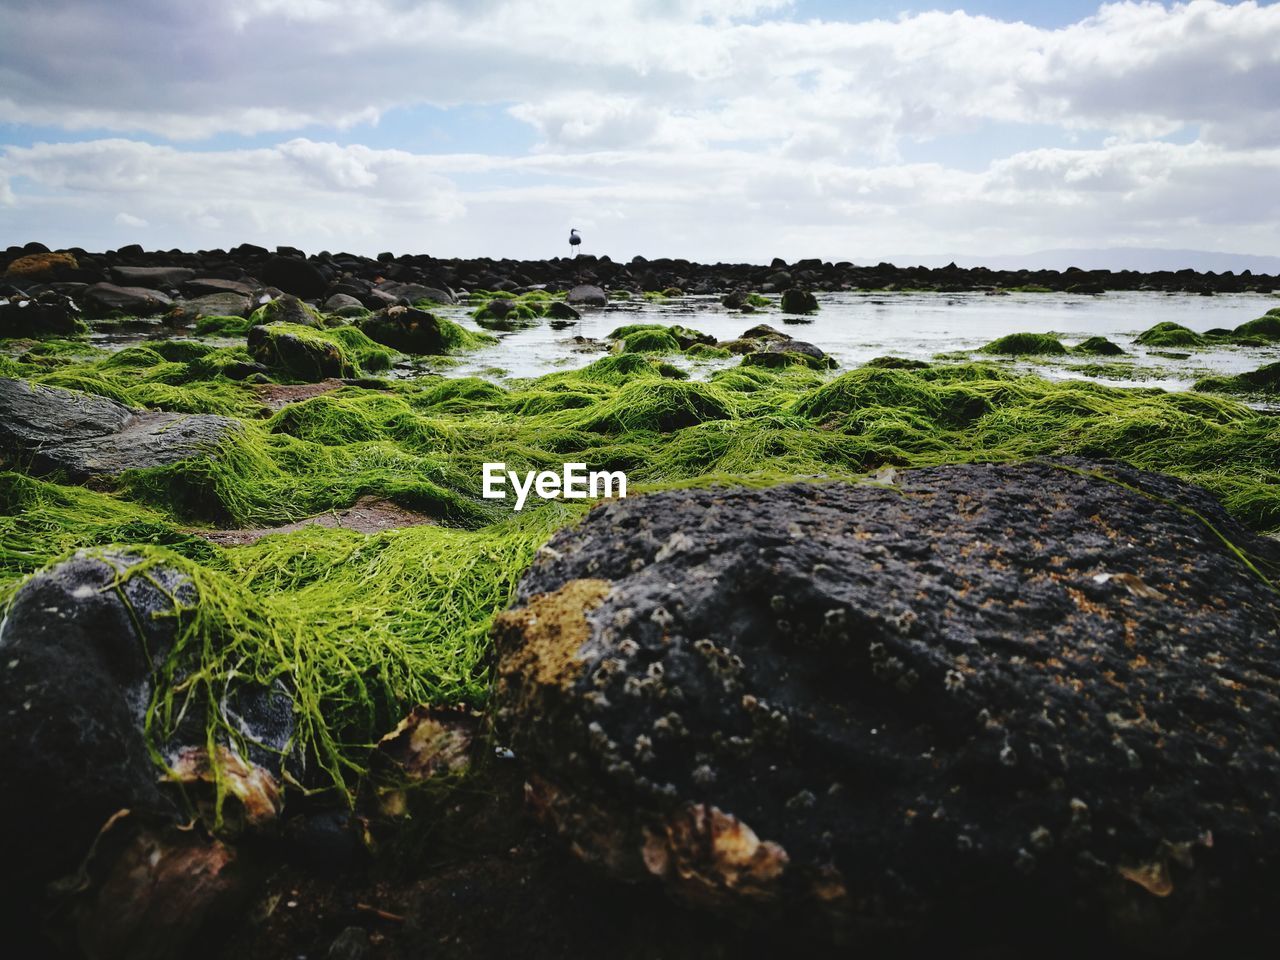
(1, 0, 1279, 265)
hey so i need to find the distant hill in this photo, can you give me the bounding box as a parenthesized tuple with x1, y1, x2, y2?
(877, 248, 1280, 274)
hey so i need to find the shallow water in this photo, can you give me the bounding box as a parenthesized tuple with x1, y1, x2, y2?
(435, 290, 1280, 389)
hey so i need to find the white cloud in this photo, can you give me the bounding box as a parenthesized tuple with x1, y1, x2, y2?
(114, 212, 149, 227)
(4, 135, 1277, 260)
(2, 2, 1279, 259)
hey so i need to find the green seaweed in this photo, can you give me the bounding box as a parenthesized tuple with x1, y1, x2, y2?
(980, 332, 1068, 356)
(1134, 321, 1206, 348)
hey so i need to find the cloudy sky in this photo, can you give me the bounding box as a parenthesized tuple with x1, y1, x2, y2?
(2, 0, 1278, 265)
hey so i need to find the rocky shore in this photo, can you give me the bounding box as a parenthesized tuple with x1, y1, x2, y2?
(4, 241, 1278, 315)
(2, 241, 1280, 958)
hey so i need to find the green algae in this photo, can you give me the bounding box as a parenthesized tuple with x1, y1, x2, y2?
(196, 314, 254, 337)
(1233, 311, 1280, 341)
(249, 322, 396, 381)
(617, 329, 682, 353)
(7, 336, 1280, 809)
(1072, 336, 1125, 356)
(979, 332, 1068, 355)
(1135, 321, 1206, 348)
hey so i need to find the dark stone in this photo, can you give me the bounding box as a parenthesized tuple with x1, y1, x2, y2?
(0, 291, 85, 337)
(83, 282, 174, 317)
(494, 460, 1280, 951)
(0, 548, 295, 902)
(110, 266, 196, 289)
(261, 256, 328, 299)
(324, 293, 367, 316)
(374, 281, 455, 305)
(546, 300, 582, 322)
(763, 338, 826, 360)
(180, 277, 257, 299)
(567, 284, 608, 306)
(780, 288, 819, 314)
(0, 377, 242, 479)
(357, 306, 457, 355)
(738, 323, 790, 342)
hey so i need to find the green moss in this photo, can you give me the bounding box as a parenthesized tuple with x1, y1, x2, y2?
(248, 322, 395, 381)
(248, 296, 324, 329)
(196, 314, 253, 337)
(617, 329, 682, 353)
(979, 333, 1068, 356)
(1233, 313, 1280, 341)
(685, 343, 732, 360)
(741, 350, 831, 371)
(1072, 336, 1125, 356)
(1134, 322, 1206, 348)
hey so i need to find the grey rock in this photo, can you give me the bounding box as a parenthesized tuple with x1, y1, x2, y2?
(83, 282, 173, 317)
(110, 265, 196, 289)
(180, 277, 258, 299)
(0, 377, 135, 449)
(374, 281, 455, 305)
(32, 410, 242, 479)
(567, 284, 608, 306)
(168, 292, 252, 322)
(324, 293, 367, 315)
(495, 459, 1280, 950)
(0, 377, 241, 479)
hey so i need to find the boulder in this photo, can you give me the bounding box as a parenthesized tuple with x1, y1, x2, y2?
(546, 300, 582, 322)
(374, 281, 455, 306)
(83, 282, 173, 317)
(249, 322, 348, 380)
(248, 293, 324, 328)
(0, 290, 86, 337)
(261, 255, 328, 299)
(110, 265, 196, 289)
(324, 293, 367, 316)
(780, 288, 818, 314)
(0, 377, 242, 479)
(357, 306, 466, 355)
(167, 292, 252, 323)
(494, 460, 1280, 951)
(181, 277, 258, 299)
(3, 250, 79, 283)
(0, 549, 292, 881)
(567, 284, 608, 307)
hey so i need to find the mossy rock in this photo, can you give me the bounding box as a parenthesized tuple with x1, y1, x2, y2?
(1134, 322, 1206, 348)
(584, 380, 737, 433)
(1234, 314, 1280, 341)
(473, 298, 541, 327)
(741, 350, 830, 371)
(979, 333, 1068, 356)
(247, 322, 393, 381)
(194, 314, 252, 338)
(4, 251, 78, 282)
(1072, 336, 1125, 356)
(248, 294, 324, 330)
(358, 306, 491, 355)
(780, 289, 819, 314)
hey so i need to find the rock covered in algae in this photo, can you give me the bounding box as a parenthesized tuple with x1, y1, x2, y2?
(0, 377, 242, 479)
(493, 459, 1280, 950)
(0, 549, 295, 893)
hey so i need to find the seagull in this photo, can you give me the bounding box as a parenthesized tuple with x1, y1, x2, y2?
(569, 228, 581, 256)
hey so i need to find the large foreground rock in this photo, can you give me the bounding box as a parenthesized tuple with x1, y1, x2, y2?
(494, 460, 1280, 952)
(0, 377, 242, 479)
